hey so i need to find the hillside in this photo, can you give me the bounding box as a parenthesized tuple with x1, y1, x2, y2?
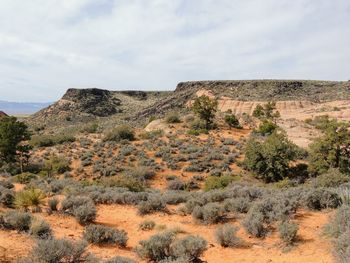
(137, 80, 350, 119)
(29, 88, 171, 128)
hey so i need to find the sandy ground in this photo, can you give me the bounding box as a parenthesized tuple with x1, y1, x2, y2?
(0, 204, 333, 263)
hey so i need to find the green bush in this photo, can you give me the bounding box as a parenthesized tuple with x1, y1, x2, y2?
(29, 219, 52, 239)
(256, 120, 277, 135)
(308, 120, 350, 175)
(171, 235, 207, 261)
(14, 172, 37, 184)
(224, 114, 241, 128)
(104, 125, 135, 142)
(44, 156, 70, 175)
(14, 188, 46, 211)
(215, 224, 242, 247)
(204, 175, 235, 191)
(243, 132, 299, 183)
(84, 224, 128, 247)
(30, 134, 75, 147)
(191, 95, 218, 129)
(278, 221, 298, 244)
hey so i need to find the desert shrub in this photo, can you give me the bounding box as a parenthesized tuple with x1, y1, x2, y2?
(171, 235, 207, 261)
(73, 202, 97, 225)
(29, 218, 52, 239)
(224, 197, 250, 213)
(61, 196, 96, 224)
(1, 210, 32, 231)
(138, 195, 166, 215)
(334, 230, 350, 263)
(256, 120, 277, 135)
(14, 188, 46, 211)
(215, 224, 242, 247)
(140, 130, 164, 140)
(242, 210, 266, 238)
(0, 186, 14, 207)
(167, 179, 186, 191)
(80, 122, 98, 133)
(135, 231, 176, 262)
(312, 169, 350, 188)
(224, 114, 241, 128)
(162, 191, 190, 205)
(99, 175, 145, 192)
(84, 224, 128, 247)
(14, 172, 37, 184)
(0, 180, 14, 189)
(166, 112, 181, 124)
(44, 156, 70, 175)
(104, 125, 135, 142)
(47, 197, 59, 211)
(126, 167, 156, 181)
(305, 189, 341, 210)
(278, 221, 298, 244)
(324, 206, 350, 238)
(105, 257, 136, 263)
(192, 203, 224, 224)
(22, 238, 88, 263)
(30, 134, 75, 147)
(139, 220, 156, 231)
(204, 175, 235, 191)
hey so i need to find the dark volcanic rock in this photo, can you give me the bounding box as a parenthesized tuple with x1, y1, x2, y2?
(61, 88, 121, 117)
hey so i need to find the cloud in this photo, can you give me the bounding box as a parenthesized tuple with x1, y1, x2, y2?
(0, 0, 349, 101)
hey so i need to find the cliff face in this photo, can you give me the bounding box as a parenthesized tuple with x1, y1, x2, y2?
(175, 80, 350, 101)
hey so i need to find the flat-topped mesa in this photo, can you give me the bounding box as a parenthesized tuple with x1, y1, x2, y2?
(175, 80, 350, 101)
(60, 88, 121, 117)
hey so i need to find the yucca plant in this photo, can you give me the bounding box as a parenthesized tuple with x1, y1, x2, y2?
(14, 188, 46, 212)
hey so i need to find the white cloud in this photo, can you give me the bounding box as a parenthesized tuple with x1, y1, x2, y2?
(0, 0, 349, 101)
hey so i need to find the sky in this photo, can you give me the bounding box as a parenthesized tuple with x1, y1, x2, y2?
(0, 0, 349, 102)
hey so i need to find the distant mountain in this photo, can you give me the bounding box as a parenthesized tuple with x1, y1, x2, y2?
(0, 100, 52, 115)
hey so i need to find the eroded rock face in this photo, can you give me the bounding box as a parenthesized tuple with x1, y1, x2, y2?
(61, 88, 121, 117)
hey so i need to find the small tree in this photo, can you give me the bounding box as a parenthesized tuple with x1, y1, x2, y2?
(0, 116, 30, 164)
(192, 95, 218, 129)
(224, 114, 241, 129)
(308, 120, 350, 175)
(244, 131, 298, 182)
(253, 102, 280, 122)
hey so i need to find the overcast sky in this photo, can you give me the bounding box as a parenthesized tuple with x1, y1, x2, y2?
(0, 0, 349, 102)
